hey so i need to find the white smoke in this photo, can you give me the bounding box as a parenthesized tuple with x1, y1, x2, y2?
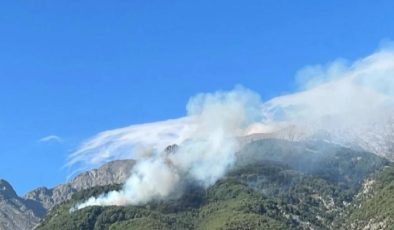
(75, 87, 262, 208)
(71, 45, 394, 209)
(262, 47, 394, 157)
(66, 117, 198, 175)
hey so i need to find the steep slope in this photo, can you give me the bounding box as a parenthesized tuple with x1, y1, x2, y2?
(24, 159, 135, 211)
(339, 163, 394, 229)
(36, 139, 389, 230)
(0, 159, 135, 230)
(0, 179, 44, 230)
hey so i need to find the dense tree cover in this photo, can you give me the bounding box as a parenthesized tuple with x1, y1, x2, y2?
(37, 140, 391, 230)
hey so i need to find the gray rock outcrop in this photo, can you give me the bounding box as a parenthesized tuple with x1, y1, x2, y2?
(0, 159, 135, 230)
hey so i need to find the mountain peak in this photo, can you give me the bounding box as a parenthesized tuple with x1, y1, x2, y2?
(0, 179, 17, 198)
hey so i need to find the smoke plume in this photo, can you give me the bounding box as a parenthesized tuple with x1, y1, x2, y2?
(75, 87, 262, 208)
(71, 45, 394, 209)
(261, 46, 394, 157)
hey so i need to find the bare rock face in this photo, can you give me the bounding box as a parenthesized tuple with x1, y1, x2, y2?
(0, 179, 17, 198)
(0, 179, 44, 230)
(24, 185, 76, 211)
(70, 159, 135, 191)
(0, 159, 135, 230)
(25, 159, 135, 211)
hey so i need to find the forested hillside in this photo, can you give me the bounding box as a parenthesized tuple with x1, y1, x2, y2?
(37, 140, 392, 230)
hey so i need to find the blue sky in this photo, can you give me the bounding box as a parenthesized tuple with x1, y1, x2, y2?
(1, 0, 394, 195)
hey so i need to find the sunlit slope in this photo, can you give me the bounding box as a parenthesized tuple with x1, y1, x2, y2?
(37, 140, 389, 230)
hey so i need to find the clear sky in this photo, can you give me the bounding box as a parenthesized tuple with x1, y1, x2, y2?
(1, 0, 394, 195)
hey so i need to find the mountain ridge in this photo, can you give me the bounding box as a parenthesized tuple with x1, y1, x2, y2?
(36, 139, 392, 230)
(1, 138, 393, 229)
(0, 159, 135, 230)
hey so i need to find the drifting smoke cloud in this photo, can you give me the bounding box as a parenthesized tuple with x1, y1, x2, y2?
(66, 117, 198, 176)
(71, 45, 394, 209)
(75, 87, 262, 208)
(262, 46, 394, 157)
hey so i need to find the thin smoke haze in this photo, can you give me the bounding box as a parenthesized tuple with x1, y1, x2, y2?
(71, 46, 394, 209)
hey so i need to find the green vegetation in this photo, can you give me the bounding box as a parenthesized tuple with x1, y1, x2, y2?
(339, 163, 394, 229)
(37, 167, 289, 230)
(37, 140, 392, 230)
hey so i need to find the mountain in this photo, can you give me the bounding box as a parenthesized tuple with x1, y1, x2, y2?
(36, 139, 391, 230)
(339, 163, 394, 229)
(2, 139, 392, 230)
(24, 160, 135, 211)
(0, 179, 43, 230)
(0, 160, 135, 230)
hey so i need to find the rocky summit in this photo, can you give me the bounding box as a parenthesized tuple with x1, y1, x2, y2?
(0, 160, 135, 230)
(0, 179, 43, 230)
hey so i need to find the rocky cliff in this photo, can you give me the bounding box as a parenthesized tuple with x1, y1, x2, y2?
(0, 159, 135, 230)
